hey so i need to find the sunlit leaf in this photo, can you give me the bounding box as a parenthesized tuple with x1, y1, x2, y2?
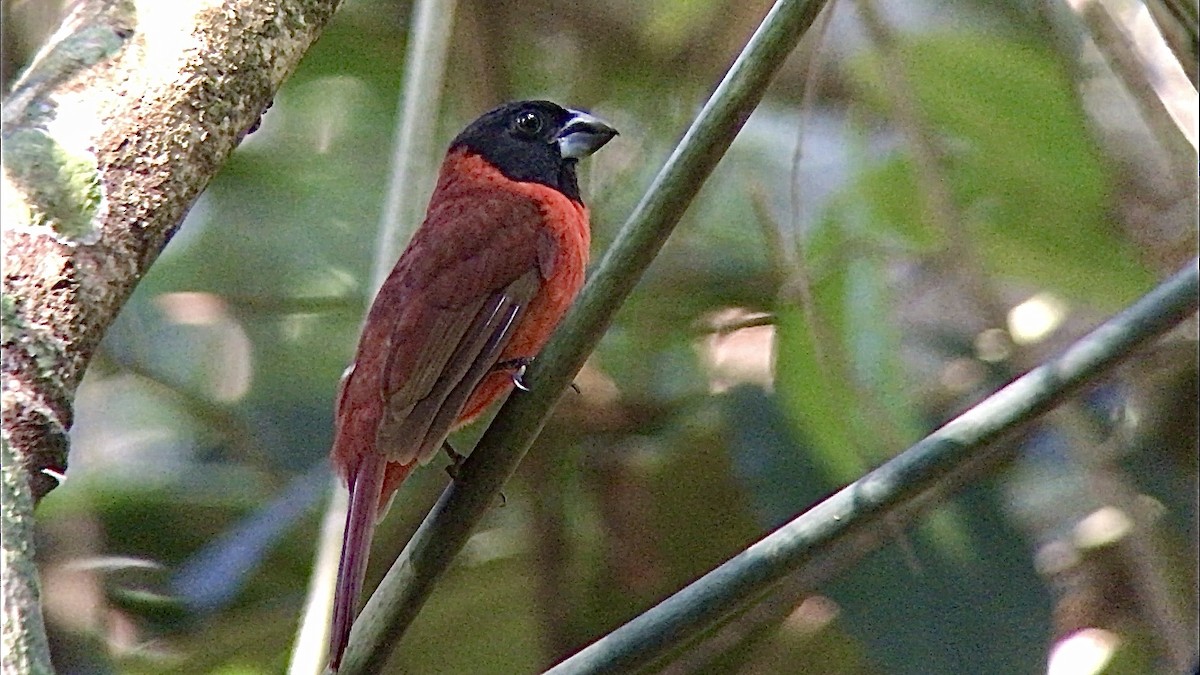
(850, 34, 1154, 305)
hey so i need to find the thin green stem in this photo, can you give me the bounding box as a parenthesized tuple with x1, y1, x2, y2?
(370, 0, 459, 291)
(293, 1, 458, 672)
(544, 261, 1199, 675)
(337, 0, 833, 672)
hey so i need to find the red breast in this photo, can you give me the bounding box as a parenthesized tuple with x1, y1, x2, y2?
(448, 150, 591, 422)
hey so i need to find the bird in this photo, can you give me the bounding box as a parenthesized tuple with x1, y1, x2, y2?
(326, 100, 617, 670)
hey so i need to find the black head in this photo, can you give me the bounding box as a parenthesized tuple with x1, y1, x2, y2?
(450, 100, 617, 203)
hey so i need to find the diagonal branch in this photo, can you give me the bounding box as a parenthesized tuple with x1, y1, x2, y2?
(336, 0, 835, 671)
(543, 260, 1199, 675)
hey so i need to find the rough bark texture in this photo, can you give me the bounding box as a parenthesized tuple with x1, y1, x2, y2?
(1, 436, 52, 674)
(1, 0, 345, 670)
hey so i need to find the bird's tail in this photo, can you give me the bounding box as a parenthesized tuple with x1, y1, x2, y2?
(328, 453, 388, 671)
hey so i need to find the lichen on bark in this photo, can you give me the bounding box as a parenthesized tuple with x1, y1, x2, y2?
(1, 1, 346, 669)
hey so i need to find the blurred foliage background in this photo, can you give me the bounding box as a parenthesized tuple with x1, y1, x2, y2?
(4, 0, 1196, 673)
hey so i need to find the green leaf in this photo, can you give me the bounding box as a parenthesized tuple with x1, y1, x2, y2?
(775, 197, 926, 483)
(774, 250, 868, 484)
(850, 34, 1154, 305)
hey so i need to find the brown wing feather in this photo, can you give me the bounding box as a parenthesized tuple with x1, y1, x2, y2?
(379, 268, 540, 465)
(357, 182, 546, 465)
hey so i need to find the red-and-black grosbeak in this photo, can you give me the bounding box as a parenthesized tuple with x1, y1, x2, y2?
(328, 100, 617, 669)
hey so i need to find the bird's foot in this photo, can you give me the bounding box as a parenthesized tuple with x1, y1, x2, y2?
(441, 441, 506, 506)
(493, 357, 533, 391)
(493, 357, 584, 394)
(442, 442, 466, 481)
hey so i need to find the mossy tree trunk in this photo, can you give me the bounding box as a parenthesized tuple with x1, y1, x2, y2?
(1, 2, 345, 671)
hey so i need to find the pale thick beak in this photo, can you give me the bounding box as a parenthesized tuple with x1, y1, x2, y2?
(556, 109, 618, 159)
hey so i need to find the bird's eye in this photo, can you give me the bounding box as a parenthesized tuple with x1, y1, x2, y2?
(514, 111, 542, 136)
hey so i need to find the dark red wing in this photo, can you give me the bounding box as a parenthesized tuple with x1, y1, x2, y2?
(352, 184, 546, 465)
(378, 269, 539, 464)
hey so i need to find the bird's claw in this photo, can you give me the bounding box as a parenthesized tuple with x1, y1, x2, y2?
(512, 364, 531, 391)
(492, 357, 581, 394)
(442, 442, 466, 481)
(493, 357, 533, 391)
(442, 442, 505, 505)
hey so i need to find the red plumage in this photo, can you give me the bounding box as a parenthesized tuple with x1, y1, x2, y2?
(327, 101, 615, 670)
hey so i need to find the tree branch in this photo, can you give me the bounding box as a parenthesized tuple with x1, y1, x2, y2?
(1, 435, 52, 674)
(337, 0, 834, 671)
(544, 260, 1199, 675)
(1, 0, 343, 498)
